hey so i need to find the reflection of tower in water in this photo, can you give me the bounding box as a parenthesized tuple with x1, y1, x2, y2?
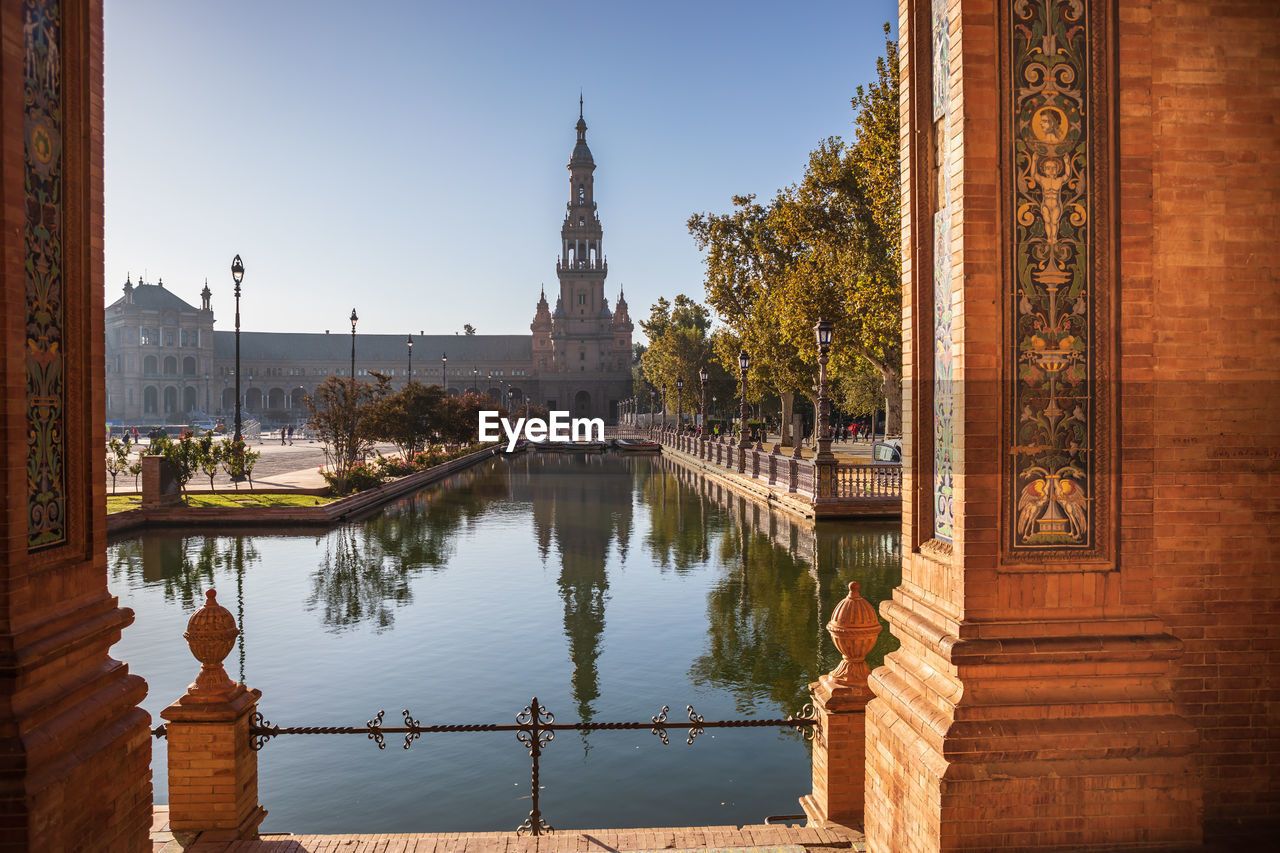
(522, 455, 635, 731)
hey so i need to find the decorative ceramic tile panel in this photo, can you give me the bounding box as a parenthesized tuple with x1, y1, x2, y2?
(1009, 0, 1093, 550)
(932, 0, 954, 542)
(25, 0, 65, 550)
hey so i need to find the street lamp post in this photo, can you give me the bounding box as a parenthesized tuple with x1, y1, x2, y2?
(738, 350, 752, 450)
(661, 383, 667, 431)
(204, 372, 210, 414)
(699, 367, 709, 439)
(349, 309, 358, 381)
(813, 317, 837, 499)
(407, 335, 413, 386)
(814, 317, 835, 461)
(231, 255, 244, 443)
(676, 376, 684, 433)
(442, 353, 447, 394)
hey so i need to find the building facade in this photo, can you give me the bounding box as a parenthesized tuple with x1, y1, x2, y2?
(103, 104, 633, 425)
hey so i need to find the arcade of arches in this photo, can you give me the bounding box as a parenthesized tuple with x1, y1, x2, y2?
(0, 1, 1275, 851)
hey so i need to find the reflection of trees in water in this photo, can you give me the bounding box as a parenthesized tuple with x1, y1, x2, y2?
(110, 534, 261, 611)
(643, 460, 901, 716)
(308, 464, 512, 631)
(641, 464, 726, 573)
(309, 527, 410, 632)
(110, 533, 262, 680)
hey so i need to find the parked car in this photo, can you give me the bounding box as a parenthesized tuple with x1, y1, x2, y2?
(871, 440, 902, 463)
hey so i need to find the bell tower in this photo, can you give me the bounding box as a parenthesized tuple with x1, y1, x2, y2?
(555, 96, 609, 336)
(533, 97, 632, 421)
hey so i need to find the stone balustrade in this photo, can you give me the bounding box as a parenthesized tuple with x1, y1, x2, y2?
(649, 428, 901, 509)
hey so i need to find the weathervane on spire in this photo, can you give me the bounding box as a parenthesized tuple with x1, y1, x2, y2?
(579, 90, 583, 119)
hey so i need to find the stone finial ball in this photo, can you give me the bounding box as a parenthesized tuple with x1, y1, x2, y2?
(183, 589, 239, 667)
(826, 581, 882, 674)
(828, 582, 879, 633)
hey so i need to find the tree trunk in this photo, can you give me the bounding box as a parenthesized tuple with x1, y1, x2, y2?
(882, 367, 903, 436)
(780, 391, 794, 446)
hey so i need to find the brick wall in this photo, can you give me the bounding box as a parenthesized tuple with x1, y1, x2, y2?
(1144, 0, 1280, 822)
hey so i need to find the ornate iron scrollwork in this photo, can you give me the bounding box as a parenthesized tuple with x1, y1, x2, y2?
(685, 705, 705, 745)
(791, 703, 818, 742)
(650, 705, 671, 745)
(366, 710, 386, 750)
(249, 711, 279, 751)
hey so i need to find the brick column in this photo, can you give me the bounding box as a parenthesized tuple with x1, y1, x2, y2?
(863, 2, 1201, 849)
(0, 1, 153, 849)
(801, 582, 881, 827)
(161, 590, 266, 841)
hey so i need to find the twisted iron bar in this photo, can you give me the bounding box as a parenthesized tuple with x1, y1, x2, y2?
(238, 698, 818, 836)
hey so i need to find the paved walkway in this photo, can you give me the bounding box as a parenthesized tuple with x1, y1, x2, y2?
(151, 809, 866, 853)
(107, 441, 408, 492)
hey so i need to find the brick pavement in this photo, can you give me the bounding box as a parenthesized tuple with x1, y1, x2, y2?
(150, 808, 866, 853)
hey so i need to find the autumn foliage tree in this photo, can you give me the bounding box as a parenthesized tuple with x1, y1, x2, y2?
(638, 295, 732, 421)
(689, 27, 902, 433)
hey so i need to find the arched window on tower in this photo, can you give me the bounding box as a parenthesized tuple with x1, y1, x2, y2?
(577, 184, 585, 201)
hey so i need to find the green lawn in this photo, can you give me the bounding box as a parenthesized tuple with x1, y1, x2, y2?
(107, 492, 336, 514)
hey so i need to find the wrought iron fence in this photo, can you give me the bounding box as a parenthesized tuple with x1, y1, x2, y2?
(153, 696, 817, 836)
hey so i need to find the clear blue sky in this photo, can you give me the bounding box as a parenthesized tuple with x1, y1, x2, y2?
(103, 0, 898, 341)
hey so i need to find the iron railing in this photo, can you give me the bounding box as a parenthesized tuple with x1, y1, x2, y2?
(153, 696, 816, 836)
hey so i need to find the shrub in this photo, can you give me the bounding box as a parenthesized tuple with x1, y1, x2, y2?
(324, 461, 384, 494)
(373, 454, 414, 478)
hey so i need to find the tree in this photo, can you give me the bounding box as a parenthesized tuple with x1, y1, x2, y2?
(688, 195, 813, 440)
(305, 377, 383, 494)
(219, 438, 248, 489)
(197, 432, 224, 491)
(367, 378, 445, 463)
(439, 391, 497, 446)
(463, 324, 476, 335)
(157, 431, 199, 497)
(638, 295, 730, 420)
(688, 28, 902, 434)
(106, 438, 130, 493)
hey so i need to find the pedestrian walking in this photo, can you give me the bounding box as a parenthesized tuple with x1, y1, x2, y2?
(287, 424, 294, 445)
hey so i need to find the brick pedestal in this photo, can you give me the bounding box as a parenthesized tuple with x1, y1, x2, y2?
(160, 590, 266, 841)
(801, 582, 880, 828)
(141, 454, 181, 507)
(162, 686, 266, 840)
(801, 677, 871, 827)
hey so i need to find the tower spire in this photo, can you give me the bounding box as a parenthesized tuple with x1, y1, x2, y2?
(579, 91, 583, 120)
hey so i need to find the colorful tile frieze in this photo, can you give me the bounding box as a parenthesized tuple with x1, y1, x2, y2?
(932, 0, 954, 542)
(1010, 0, 1093, 550)
(25, 0, 65, 550)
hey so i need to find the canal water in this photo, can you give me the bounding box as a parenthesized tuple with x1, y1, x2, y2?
(108, 453, 900, 834)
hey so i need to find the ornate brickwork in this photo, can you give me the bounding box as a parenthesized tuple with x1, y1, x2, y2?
(24, 0, 65, 550)
(931, 0, 954, 542)
(1009, 0, 1094, 551)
